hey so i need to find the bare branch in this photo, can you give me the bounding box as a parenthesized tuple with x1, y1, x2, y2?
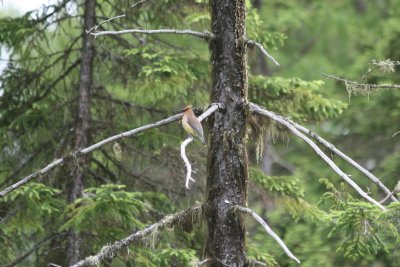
(196, 258, 211, 266)
(181, 136, 195, 189)
(322, 73, 400, 89)
(86, 14, 125, 34)
(90, 28, 214, 40)
(247, 259, 267, 266)
(246, 40, 280, 67)
(234, 205, 300, 264)
(0, 104, 220, 197)
(249, 103, 386, 210)
(71, 205, 203, 267)
(198, 103, 220, 121)
(380, 181, 400, 204)
(284, 115, 398, 202)
(130, 0, 151, 8)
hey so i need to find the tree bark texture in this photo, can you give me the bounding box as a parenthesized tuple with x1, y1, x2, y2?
(67, 0, 96, 265)
(206, 0, 249, 266)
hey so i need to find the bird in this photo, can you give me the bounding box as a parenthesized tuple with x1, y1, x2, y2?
(182, 105, 206, 144)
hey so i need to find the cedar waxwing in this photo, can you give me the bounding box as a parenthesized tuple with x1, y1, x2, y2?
(182, 105, 206, 144)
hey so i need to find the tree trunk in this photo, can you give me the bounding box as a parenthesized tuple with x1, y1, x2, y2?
(66, 0, 95, 264)
(206, 0, 249, 266)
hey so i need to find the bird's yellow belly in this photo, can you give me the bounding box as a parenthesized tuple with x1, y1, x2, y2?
(182, 120, 195, 135)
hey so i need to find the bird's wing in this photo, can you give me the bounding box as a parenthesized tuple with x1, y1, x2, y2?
(188, 118, 205, 142)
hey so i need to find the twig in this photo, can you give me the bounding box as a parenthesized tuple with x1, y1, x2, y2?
(246, 40, 280, 67)
(90, 29, 214, 40)
(70, 205, 202, 267)
(249, 103, 386, 210)
(247, 259, 267, 266)
(196, 258, 211, 266)
(181, 136, 195, 189)
(0, 104, 220, 197)
(380, 181, 400, 204)
(234, 205, 300, 264)
(322, 73, 400, 89)
(285, 114, 398, 202)
(86, 14, 126, 34)
(130, 0, 151, 8)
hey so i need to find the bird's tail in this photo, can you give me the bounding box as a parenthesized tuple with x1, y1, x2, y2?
(199, 135, 206, 145)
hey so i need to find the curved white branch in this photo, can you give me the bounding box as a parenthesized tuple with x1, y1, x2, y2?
(249, 103, 386, 210)
(181, 136, 195, 189)
(234, 205, 300, 264)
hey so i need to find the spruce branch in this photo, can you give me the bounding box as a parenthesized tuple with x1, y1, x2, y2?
(249, 103, 386, 210)
(234, 205, 300, 264)
(70, 205, 203, 267)
(0, 104, 220, 197)
(246, 40, 280, 66)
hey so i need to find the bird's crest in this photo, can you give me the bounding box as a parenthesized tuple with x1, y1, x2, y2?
(182, 105, 192, 112)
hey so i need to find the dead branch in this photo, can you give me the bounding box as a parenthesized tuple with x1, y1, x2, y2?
(380, 181, 400, 204)
(249, 103, 386, 210)
(285, 114, 398, 202)
(322, 73, 400, 89)
(234, 205, 300, 264)
(86, 14, 125, 34)
(70, 205, 203, 267)
(247, 259, 267, 266)
(181, 136, 195, 188)
(130, 0, 152, 8)
(246, 40, 280, 67)
(196, 258, 211, 266)
(0, 104, 220, 197)
(90, 28, 214, 40)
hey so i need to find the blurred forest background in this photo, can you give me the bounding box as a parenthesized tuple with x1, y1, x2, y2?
(1, 0, 399, 266)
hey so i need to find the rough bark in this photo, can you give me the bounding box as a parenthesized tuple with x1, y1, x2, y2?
(66, 0, 96, 265)
(206, 0, 249, 266)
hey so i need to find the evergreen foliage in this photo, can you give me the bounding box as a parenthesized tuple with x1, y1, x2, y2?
(0, 0, 399, 266)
